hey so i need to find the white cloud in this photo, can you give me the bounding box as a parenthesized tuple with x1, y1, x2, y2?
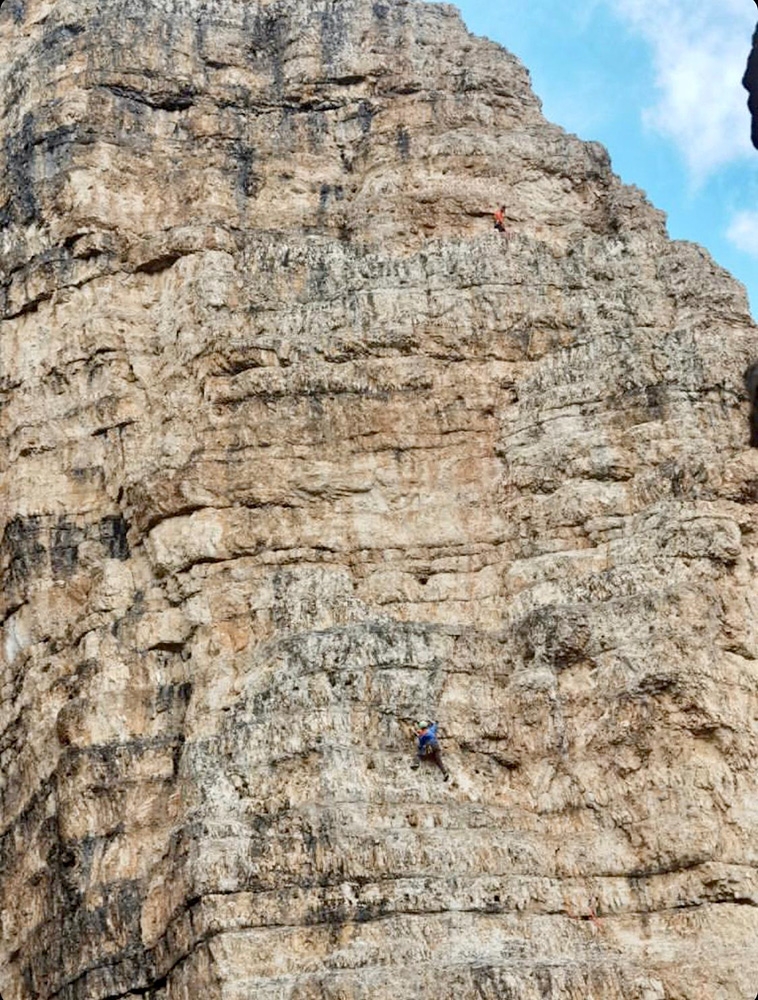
(726, 210, 758, 256)
(607, 0, 756, 181)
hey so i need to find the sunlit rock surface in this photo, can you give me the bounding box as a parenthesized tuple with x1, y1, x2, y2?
(1, 1, 758, 998)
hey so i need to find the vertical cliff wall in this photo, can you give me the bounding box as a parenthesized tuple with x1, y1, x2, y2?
(1, 1, 758, 998)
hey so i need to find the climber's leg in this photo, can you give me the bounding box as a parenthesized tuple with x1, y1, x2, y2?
(429, 746, 449, 781)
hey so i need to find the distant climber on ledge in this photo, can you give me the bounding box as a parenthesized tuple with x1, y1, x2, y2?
(493, 204, 507, 233)
(411, 721, 449, 780)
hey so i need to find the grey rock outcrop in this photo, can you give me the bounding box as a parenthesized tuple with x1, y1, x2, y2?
(1, 1, 758, 998)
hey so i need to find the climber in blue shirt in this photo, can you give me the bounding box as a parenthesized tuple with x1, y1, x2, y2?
(411, 721, 449, 780)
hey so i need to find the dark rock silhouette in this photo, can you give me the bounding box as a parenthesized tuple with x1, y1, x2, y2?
(745, 362, 758, 446)
(743, 25, 758, 149)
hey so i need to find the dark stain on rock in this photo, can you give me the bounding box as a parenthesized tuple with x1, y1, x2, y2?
(249, 7, 286, 93)
(50, 518, 83, 578)
(232, 141, 261, 198)
(308, 258, 330, 297)
(99, 514, 130, 560)
(156, 681, 193, 713)
(45, 22, 85, 49)
(396, 125, 411, 160)
(2, 515, 45, 586)
(320, 0, 349, 69)
(306, 109, 328, 151)
(645, 383, 666, 419)
(4, 0, 26, 24)
(357, 99, 375, 136)
(515, 605, 592, 671)
(25, 856, 146, 994)
(4, 112, 39, 226)
(0, 198, 12, 228)
(249, 6, 285, 53)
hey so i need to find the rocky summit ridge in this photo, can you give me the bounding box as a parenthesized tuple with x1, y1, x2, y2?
(1, 1, 758, 998)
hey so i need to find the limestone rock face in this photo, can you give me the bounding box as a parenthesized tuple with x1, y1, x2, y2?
(1, 1, 758, 998)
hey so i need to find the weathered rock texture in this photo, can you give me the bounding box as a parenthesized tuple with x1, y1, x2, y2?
(2, 1, 758, 998)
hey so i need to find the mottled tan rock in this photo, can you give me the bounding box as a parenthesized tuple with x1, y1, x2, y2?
(1, 1, 758, 999)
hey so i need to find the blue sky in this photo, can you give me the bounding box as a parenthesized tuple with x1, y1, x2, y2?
(455, 0, 758, 316)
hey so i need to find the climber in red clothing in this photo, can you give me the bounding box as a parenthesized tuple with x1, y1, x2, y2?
(493, 204, 506, 233)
